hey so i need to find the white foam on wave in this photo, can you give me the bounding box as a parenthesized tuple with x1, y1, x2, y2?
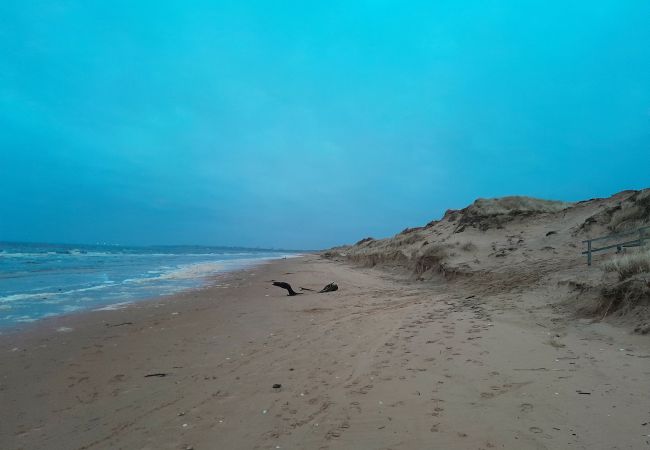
(62, 305, 83, 313)
(161, 261, 227, 279)
(0, 251, 48, 258)
(0, 292, 57, 303)
(0, 251, 105, 258)
(15, 316, 36, 323)
(0, 283, 115, 303)
(94, 302, 132, 311)
(123, 261, 227, 284)
(117, 255, 288, 286)
(76, 284, 114, 292)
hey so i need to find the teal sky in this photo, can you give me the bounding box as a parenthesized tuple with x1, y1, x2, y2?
(1, 1, 649, 249)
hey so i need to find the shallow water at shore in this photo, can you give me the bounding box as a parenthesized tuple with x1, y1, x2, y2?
(0, 242, 295, 327)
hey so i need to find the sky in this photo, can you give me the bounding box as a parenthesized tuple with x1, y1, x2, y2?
(1, 1, 649, 249)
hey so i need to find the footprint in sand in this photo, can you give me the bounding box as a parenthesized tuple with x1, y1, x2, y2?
(349, 401, 362, 413)
(520, 403, 534, 413)
(529, 426, 543, 434)
(352, 384, 374, 395)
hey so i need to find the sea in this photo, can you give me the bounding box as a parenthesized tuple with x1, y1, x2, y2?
(0, 242, 296, 328)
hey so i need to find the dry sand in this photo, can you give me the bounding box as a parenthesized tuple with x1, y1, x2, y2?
(1, 254, 649, 449)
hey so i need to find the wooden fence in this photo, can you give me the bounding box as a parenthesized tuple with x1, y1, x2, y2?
(582, 225, 649, 265)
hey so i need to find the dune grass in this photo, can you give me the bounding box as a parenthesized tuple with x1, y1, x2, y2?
(467, 196, 572, 216)
(608, 190, 650, 232)
(604, 247, 650, 281)
(413, 244, 448, 275)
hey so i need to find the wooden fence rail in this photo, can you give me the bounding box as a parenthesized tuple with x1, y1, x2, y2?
(582, 225, 649, 265)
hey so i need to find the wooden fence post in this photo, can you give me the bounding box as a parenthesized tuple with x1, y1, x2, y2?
(587, 240, 592, 266)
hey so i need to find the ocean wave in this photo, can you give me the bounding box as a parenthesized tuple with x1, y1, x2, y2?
(15, 316, 36, 323)
(0, 283, 114, 303)
(0, 261, 230, 303)
(0, 292, 58, 303)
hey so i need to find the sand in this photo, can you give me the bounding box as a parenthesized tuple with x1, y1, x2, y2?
(1, 255, 650, 450)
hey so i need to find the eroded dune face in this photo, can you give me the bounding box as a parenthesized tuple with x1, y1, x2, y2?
(325, 188, 650, 332)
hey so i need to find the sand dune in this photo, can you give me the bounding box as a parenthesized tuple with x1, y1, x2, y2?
(327, 188, 650, 333)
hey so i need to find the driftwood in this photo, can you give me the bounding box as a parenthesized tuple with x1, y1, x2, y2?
(272, 281, 302, 296)
(271, 281, 339, 296)
(318, 282, 338, 293)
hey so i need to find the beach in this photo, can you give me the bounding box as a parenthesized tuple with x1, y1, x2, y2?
(2, 254, 649, 450)
(3, 1, 649, 448)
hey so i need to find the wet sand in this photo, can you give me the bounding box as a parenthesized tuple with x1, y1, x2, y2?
(1, 255, 649, 450)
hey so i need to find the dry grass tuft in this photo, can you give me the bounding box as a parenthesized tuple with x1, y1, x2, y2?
(608, 191, 650, 231)
(396, 232, 424, 246)
(604, 247, 650, 281)
(413, 245, 448, 275)
(355, 237, 375, 246)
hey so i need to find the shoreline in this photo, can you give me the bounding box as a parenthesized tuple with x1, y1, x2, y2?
(2, 255, 649, 449)
(0, 255, 296, 337)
